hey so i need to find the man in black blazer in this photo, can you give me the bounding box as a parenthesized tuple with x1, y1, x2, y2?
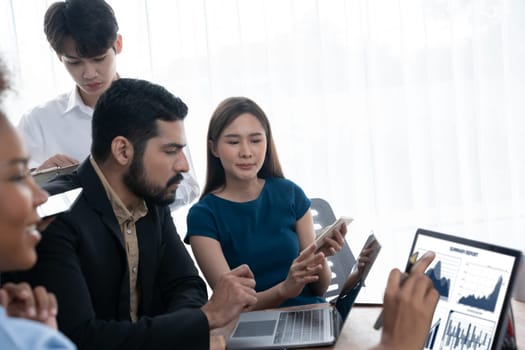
(16, 78, 257, 349)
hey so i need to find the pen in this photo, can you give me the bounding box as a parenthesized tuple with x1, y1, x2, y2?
(373, 251, 419, 330)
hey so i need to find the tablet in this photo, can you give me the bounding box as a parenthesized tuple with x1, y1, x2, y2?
(406, 229, 521, 350)
(357, 232, 381, 284)
(32, 164, 79, 186)
(36, 187, 82, 218)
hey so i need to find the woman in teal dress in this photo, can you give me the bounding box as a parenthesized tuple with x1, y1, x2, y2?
(185, 97, 348, 309)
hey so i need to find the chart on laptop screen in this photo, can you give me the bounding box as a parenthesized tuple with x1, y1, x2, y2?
(411, 232, 518, 350)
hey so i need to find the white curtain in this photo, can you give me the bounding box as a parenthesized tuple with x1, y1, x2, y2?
(2, 0, 524, 303)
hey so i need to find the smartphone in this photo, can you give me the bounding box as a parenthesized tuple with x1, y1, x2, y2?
(36, 187, 82, 218)
(314, 216, 353, 250)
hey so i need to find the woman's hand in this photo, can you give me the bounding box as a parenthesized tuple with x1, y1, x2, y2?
(279, 244, 325, 299)
(316, 222, 347, 257)
(0, 282, 59, 329)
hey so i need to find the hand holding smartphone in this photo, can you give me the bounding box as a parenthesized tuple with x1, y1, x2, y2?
(314, 216, 353, 251)
(36, 187, 82, 218)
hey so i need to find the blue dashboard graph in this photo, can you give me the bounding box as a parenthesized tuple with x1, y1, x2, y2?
(426, 260, 451, 299)
(458, 276, 502, 312)
(440, 311, 494, 350)
(425, 318, 441, 349)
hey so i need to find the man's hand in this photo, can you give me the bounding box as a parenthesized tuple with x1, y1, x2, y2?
(201, 264, 257, 329)
(353, 246, 374, 279)
(374, 251, 439, 350)
(339, 247, 373, 293)
(36, 154, 78, 171)
(0, 282, 59, 329)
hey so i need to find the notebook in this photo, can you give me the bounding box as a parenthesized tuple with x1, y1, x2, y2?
(409, 228, 522, 350)
(227, 234, 381, 349)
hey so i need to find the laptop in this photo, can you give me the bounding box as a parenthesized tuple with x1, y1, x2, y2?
(227, 234, 381, 349)
(408, 228, 522, 350)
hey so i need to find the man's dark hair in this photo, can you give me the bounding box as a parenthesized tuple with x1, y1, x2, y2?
(44, 0, 119, 57)
(91, 78, 188, 162)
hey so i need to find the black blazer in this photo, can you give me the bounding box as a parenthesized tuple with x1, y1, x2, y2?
(20, 159, 210, 349)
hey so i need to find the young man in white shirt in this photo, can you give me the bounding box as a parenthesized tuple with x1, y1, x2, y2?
(17, 0, 199, 209)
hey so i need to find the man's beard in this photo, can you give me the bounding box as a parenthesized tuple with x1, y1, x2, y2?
(123, 155, 184, 206)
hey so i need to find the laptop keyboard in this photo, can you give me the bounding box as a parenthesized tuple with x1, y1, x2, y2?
(274, 309, 324, 344)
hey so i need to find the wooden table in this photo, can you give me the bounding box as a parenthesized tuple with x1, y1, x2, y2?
(309, 299, 525, 349)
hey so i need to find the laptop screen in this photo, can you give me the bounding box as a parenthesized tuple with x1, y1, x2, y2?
(409, 229, 522, 350)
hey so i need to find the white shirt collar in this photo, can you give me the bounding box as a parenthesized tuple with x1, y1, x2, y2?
(65, 86, 94, 116)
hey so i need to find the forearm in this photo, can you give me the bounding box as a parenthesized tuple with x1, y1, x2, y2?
(251, 283, 291, 310)
(210, 335, 226, 350)
(62, 308, 210, 350)
(251, 259, 331, 310)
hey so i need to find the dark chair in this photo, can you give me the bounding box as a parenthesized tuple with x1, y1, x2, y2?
(310, 198, 356, 300)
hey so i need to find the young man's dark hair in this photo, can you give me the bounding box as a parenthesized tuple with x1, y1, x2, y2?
(44, 0, 118, 57)
(91, 78, 188, 162)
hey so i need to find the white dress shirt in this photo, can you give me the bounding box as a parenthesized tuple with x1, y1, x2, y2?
(17, 87, 200, 209)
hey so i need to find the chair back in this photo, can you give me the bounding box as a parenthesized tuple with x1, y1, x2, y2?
(310, 198, 356, 300)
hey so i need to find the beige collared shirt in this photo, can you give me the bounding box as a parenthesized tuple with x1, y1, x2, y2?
(90, 156, 147, 322)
